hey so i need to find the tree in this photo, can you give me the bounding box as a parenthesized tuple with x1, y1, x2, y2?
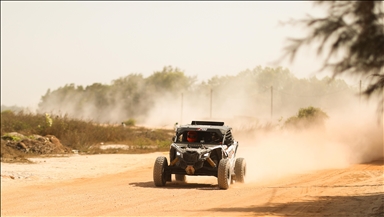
(146, 66, 196, 94)
(280, 1, 384, 111)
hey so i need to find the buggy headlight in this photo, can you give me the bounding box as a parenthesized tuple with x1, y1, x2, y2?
(176, 151, 182, 157)
(203, 152, 209, 157)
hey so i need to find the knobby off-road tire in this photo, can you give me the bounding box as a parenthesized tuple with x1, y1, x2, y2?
(234, 157, 246, 183)
(153, 156, 168, 187)
(218, 158, 231, 189)
(175, 174, 186, 182)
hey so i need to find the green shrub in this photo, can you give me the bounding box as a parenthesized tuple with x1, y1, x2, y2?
(1, 133, 24, 142)
(284, 106, 329, 130)
(122, 118, 136, 127)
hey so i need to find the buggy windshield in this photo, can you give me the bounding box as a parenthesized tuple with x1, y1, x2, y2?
(174, 128, 224, 144)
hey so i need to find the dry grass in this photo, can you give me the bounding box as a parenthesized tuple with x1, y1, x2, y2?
(1, 110, 173, 162)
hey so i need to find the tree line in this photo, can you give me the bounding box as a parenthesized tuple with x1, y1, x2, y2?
(37, 65, 358, 124)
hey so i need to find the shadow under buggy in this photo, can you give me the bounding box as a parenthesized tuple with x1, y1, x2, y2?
(153, 120, 246, 189)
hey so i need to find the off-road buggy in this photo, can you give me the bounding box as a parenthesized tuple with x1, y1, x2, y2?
(153, 120, 246, 189)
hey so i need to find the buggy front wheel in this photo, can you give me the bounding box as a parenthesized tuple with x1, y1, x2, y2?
(217, 158, 231, 189)
(153, 156, 168, 187)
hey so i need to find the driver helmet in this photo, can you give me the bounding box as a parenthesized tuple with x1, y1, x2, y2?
(211, 132, 218, 140)
(187, 131, 197, 142)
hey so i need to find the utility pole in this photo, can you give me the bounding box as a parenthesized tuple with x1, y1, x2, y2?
(359, 80, 362, 104)
(271, 86, 273, 119)
(180, 93, 183, 124)
(210, 89, 213, 119)
(380, 87, 384, 158)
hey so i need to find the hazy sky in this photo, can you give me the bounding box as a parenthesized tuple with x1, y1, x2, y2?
(1, 1, 328, 108)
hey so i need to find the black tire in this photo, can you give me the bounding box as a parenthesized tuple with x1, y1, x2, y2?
(218, 158, 231, 189)
(175, 174, 186, 182)
(153, 156, 168, 187)
(234, 157, 246, 183)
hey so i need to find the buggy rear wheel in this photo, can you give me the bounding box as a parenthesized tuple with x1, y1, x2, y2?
(153, 156, 168, 187)
(234, 157, 246, 183)
(217, 158, 231, 189)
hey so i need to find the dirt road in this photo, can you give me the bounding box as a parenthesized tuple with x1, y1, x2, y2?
(1, 151, 383, 217)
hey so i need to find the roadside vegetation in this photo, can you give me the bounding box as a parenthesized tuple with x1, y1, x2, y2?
(1, 110, 174, 163)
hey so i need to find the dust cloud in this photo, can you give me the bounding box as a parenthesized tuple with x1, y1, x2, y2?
(142, 83, 383, 184)
(235, 101, 383, 184)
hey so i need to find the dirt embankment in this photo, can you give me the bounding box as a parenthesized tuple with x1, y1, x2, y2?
(1, 132, 73, 163)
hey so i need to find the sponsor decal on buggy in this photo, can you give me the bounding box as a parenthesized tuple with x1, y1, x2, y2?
(197, 128, 207, 131)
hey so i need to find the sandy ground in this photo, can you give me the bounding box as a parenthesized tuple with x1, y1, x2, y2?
(1, 150, 383, 217)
